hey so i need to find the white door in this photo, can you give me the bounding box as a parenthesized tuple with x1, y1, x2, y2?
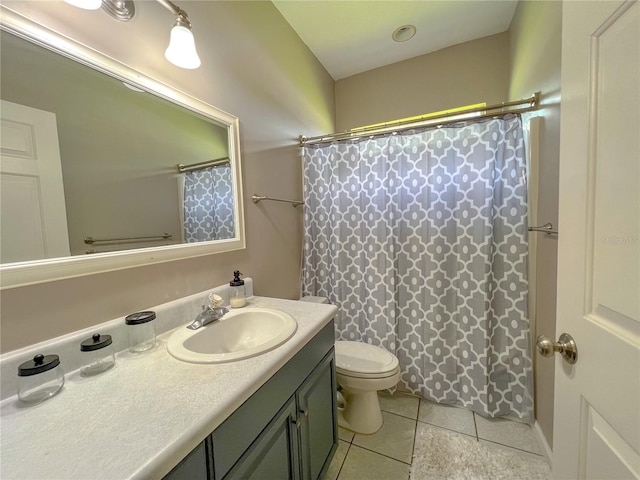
(553, 1, 639, 478)
(0, 100, 70, 263)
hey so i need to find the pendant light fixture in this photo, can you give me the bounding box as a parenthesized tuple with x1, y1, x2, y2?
(163, 10, 201, 69)
(63, 0, 200, 70)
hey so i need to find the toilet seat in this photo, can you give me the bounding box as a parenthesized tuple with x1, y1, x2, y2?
(335, 341, 399, 378)
(337, 367, 400, 380)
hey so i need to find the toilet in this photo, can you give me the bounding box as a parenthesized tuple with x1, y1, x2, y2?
(300, 296, 400, 435)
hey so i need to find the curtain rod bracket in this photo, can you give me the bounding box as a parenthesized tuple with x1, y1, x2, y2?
(528, 223, 558, 235)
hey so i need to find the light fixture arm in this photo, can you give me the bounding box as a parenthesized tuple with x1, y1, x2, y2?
(156, 0, 188, 20)
(157, 0, 193, 30)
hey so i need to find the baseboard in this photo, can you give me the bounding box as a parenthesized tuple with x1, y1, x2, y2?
(533, 420, 553, 465)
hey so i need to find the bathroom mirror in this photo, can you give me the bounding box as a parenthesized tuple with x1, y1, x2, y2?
(0, 9, 245, 288)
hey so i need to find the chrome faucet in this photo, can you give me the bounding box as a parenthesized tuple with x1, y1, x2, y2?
(187, 293, 228, 330)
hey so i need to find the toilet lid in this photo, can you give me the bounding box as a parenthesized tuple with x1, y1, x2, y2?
(335, 341, 399, 376)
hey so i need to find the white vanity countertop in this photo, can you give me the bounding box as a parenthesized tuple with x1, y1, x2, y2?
(0, 296, 338, 480)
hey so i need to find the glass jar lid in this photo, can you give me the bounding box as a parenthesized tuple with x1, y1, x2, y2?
(125, 311, 156, 325)
(81, 333, 113, 352)
(18, 354, 60, 376)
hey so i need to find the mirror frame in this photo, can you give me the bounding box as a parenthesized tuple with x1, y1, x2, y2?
(0, 7, 246, 289)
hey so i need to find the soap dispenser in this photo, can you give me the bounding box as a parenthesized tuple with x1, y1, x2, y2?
(229, 270, 246, 308)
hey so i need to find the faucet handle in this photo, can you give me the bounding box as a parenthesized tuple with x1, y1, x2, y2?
(208, 293, 224, 309)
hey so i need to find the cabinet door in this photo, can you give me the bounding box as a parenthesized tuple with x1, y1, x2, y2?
(163, 441, 210, 480)
(224, 397, 300, 480)
(297, 351, 338, 480)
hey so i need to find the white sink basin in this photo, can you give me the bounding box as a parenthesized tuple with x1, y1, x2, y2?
(167, 308, 297, 364)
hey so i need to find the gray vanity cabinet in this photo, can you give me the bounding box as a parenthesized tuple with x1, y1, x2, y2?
(225, 351, 337, 480)
(296, 353, 336, 480)
(223, 397, 300, 479)
(164, 321, 337, 480)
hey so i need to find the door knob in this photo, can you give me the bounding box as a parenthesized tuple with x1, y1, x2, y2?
(536, 333, 578, 365)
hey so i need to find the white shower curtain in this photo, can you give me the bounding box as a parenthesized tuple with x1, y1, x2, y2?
(301, 114, 533, 422)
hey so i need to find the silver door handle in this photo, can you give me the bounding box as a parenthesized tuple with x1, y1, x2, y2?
(536, 333, 578, 365)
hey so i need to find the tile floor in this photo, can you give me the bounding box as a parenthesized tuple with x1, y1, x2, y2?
(323, 391, 548, 480)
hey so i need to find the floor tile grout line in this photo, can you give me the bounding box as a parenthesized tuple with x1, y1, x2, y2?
(479, 438, 545, 457)
(408, 399, 420, 477)
(416, 420, 480, 441)
(415, 418, 476, 438)
(378, 408, 419, 423)
(379, 396, 420, 421)
(356, 409, 421, 456)
(473, 411, 479, 440)
(350, 443, 413, 466)
(380, 407, 419, 421)
(413, 397, 422, 450)
(334, 441, 351, 480)
(338, 428, 355, 445)
(341, 409, 416, 469)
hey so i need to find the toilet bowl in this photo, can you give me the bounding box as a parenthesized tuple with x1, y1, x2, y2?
(299, 296, 401, 435)
(335, 340, 400, 434)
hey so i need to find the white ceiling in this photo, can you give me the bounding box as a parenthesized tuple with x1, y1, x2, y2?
(272, 0, 519, 80)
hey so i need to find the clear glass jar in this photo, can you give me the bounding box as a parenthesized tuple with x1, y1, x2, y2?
(80, 333, 115, 376)
(125, 311, 156, 353)
(18, 354, 65, 404)
(229, 270, 246, 308)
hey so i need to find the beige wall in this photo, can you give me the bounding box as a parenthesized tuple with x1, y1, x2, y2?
(0, 0, 335, 353)
(509, 1, 562, 448)
(335, 32, 510, 131)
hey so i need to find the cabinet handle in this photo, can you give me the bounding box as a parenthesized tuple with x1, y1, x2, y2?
(291, 410, 309, 429)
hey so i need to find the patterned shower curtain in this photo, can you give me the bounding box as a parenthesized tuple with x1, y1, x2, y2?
(301, 114, 533, 422)
(182, 164, 235, 242)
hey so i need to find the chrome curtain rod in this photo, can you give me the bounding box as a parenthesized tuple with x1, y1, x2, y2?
(177, 157, 230, 173)
(252, 194, 304, 207)
(299, 92, 540, 146)
(84, 233, 172, 246)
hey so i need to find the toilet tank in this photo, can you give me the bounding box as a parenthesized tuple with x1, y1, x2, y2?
(300, 296, 329, 304)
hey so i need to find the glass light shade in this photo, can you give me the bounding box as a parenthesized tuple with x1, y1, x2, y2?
(63, 0, 102, 10)
(165, 25, 201, 70)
